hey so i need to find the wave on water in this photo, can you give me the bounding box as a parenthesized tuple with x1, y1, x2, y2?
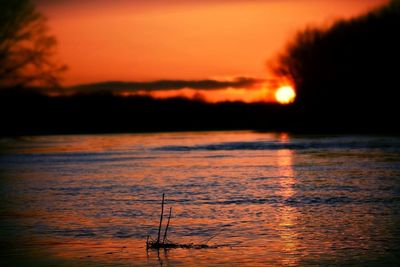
(155, 137, 400, 151)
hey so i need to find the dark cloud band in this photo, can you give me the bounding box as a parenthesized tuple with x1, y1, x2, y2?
(67, 77, 264, 94)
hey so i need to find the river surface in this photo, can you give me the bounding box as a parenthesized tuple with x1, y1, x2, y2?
(0, 132, 400, 266)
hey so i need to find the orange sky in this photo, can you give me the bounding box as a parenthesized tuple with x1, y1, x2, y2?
(35, 0, 388, 102)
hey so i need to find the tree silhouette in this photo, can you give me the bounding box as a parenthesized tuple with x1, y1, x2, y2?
(0, 0, 66, 89)
(272, 0, 400, 115)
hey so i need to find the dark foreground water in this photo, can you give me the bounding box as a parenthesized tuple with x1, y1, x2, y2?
(0, 132, 400, 266)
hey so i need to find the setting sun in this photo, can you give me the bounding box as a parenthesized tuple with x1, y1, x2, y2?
(275, 86, 296, 104)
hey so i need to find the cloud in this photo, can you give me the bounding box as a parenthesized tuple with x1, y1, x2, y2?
(34, 0, 269, 7)
(66, 77, 265, 94)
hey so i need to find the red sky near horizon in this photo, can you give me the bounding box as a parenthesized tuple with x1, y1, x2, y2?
(35, 0, 387, 103)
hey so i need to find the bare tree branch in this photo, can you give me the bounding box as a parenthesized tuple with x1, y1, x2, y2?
(0, 0, 66, 89)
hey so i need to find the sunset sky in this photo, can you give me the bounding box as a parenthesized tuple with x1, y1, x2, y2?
(35, 0, 388, 102)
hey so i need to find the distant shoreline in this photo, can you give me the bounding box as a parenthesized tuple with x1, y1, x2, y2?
(1, 91, 399, 137)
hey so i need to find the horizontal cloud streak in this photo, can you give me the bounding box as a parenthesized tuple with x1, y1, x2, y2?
(67, 77, 265, 94)
(35, 0, 270, 7)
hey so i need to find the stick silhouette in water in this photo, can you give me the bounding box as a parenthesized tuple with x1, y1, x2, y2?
(163, 207, 172, 243)
(156, 193, 165, 244)
(147, 193, 173, 249)
(146, 194, 219, 250)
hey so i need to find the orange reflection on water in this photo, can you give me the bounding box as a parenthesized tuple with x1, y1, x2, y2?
(2, 132, 397, 266)
(276, 149, 299, 266)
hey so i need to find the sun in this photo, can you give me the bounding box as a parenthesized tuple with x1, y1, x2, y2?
(275, 86, 296, 104)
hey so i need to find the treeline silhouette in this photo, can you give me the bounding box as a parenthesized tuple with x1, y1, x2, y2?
(273, 1, 400, 129)
(0, 89, 297, 136)
(1, 88, 398, 136)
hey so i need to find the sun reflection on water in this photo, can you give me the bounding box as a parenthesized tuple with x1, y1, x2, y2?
(276, 149, 299, 266)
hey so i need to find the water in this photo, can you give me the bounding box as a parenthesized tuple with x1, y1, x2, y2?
(0, 131, 400, 266)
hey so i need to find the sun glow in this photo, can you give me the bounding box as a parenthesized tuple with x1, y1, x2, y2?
(275, 86, 296, 104)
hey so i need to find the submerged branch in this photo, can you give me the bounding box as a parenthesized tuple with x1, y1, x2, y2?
(156, 193, 165, 244)
(162, 207, 172, 244)
(146, 194, 225, 250)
